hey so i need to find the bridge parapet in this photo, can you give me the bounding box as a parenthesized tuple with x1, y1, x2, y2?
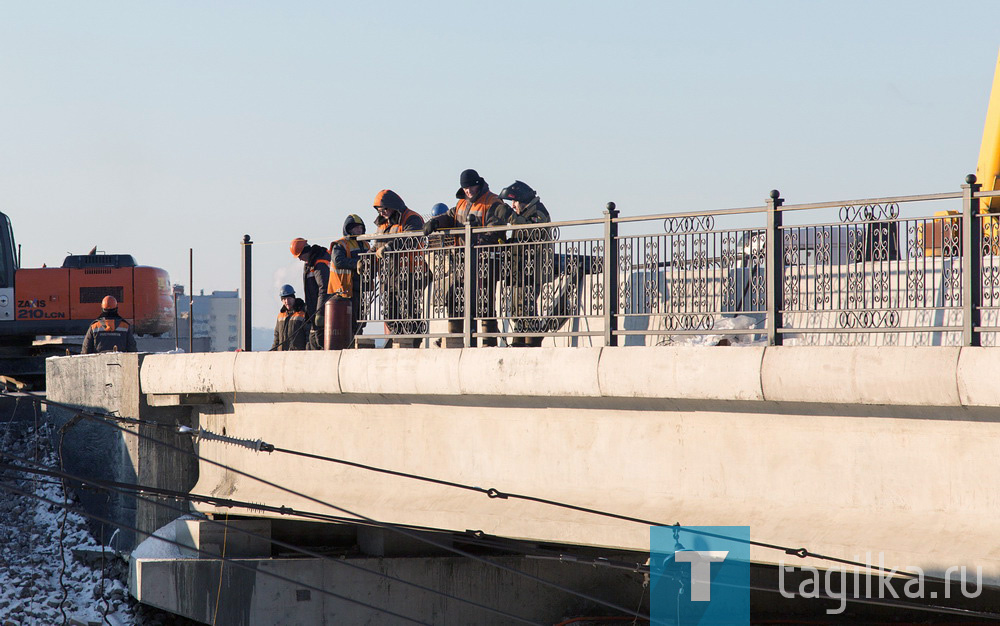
(48, 346, 1000, 592)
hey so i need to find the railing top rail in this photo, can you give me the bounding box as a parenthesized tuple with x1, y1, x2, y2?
(358, 219, 605, 242)
(779, 191, 962, 212)
(614, 205, 766, 223)
(354, 187, 989, 243)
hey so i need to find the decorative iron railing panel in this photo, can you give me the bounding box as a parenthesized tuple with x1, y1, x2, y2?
(347, 181, 998, 347)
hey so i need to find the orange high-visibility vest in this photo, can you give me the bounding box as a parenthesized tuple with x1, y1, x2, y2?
(377, 209, 426, 273)
(327, 238, 371, 298)
(456, 191, 501, 227)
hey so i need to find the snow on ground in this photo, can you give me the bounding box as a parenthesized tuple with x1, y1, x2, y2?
(0, 419, 193, 625)
(664, 314, 766, 346)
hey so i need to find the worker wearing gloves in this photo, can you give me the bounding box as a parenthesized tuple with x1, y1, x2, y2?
(422, 169, 508, 347)
(290, 237, 331, 350)
(498, 180, 552, 347)
(328, 214, 371, 339)
(373, 190, 427, 347)
(270, 284, 308, 351)
(81, 296, 138, 354)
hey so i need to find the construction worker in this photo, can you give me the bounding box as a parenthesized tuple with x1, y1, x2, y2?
(424, 203, 455, 326)
(270, 284, 308, 351)
(329, 214, 371, 340)
(422, 169, 508, 346)
(498, 181, 552, 347)
(81, 296, 138, 354)
(290, 237, 331, 350)
(373, 189, 426, 348)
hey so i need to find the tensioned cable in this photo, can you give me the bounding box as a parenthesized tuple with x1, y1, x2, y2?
(5, 442, 998, 623)
(2, 454, 638, 572)
(13, 390, 961, 586)
(0, 479, 431, 626)
(42, 390, 997, 618)
(9, 392, 651, 623)
(0, 452, 546, 626)
(264, 443, 915, 577)
(29, 390, 929, 581)
(14, 390, 948, 582)
(7, 461, 997, 625)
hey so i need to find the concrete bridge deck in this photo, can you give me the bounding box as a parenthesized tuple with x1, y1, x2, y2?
(44, 346, 1000, 622)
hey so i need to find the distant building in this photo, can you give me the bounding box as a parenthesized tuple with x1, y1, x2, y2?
(158, 286, 240, 352)
(193, 289, 240, 352)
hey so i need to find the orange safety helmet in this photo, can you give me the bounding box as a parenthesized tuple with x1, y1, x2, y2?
(101, 295, 118, 310)
(290, 238, 308, 257)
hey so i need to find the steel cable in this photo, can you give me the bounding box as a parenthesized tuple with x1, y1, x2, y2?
(5, 392, 648, 622)
(0, 478, 432, 625)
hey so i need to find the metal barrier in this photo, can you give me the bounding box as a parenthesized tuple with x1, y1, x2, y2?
(352, 176, 1000, 347)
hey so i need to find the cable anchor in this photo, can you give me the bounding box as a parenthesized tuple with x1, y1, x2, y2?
(178, 425, 275, 453)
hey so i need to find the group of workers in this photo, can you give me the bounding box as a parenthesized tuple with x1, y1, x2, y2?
(75, 169, 549, 356)
(273, 168, 552, 351)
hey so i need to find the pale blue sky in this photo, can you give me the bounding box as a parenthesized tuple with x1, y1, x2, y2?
(1, 2, 998, 329)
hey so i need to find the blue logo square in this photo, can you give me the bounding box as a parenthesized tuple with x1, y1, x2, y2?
(650, 526, 751, 625)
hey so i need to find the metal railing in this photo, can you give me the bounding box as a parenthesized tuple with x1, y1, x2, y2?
(351, 176, 1000, 348)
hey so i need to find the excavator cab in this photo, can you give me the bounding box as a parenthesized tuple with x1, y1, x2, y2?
(0, 212, 17, 323)
(0, 210, 173, 339)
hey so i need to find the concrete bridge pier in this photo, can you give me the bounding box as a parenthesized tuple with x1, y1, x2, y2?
(45, 352, 198, 551)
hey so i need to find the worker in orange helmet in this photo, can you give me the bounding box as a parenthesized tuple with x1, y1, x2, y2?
(290, 237, 331, 350)
(81, 295, 138, 354)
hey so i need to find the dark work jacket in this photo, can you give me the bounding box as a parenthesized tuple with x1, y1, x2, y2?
(271, 298, 307, 351)
(508, 198, 553, 242)
(375, 208, 425, 250)
(301, 245, 331, 321)
(329, 237, 371, 299)
(81, 311, 138, 354)
(435, 185, 508, 246)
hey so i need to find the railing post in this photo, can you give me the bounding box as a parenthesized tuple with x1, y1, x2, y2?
(463, 222, 475, 348)
(240, 235, 252, 351)
(962, 174, 982, 347)
(603, 202, 620, 347)
(765, 190, 784, 346)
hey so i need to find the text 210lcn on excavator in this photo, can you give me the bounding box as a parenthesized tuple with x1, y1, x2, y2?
(0, 210, 174, 388)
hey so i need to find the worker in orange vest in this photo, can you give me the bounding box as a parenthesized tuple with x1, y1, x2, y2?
(373, 189, 426, 348)
(81, 296, 138, 354)
(290, 237, 331, 350)
(422, 169, 508, 347)
(328, 214, 371, 340)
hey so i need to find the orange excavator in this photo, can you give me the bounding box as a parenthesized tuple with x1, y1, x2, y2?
(0, 210, 174, 387)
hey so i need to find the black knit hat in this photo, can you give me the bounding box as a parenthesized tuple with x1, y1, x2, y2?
(460, 169, 483, 188)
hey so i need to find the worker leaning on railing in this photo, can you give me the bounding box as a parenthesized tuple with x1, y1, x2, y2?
(423, 168, 508, 347)
(328, 214, 371, 340)
(498, 180, 552, 347)
(373, 189, 428, 348)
